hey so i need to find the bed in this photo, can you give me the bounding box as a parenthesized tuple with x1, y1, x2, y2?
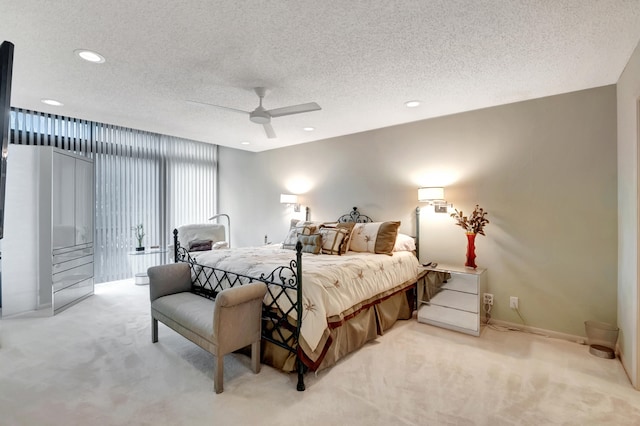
(173, 207, 421, 391)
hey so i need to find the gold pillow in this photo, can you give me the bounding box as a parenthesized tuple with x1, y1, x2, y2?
(349, 221, 401, 255)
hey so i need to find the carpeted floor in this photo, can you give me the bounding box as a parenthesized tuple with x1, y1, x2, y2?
(1, 280, 639, 425)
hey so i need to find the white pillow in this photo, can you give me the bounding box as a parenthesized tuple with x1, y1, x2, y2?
(393, 233, 416, 252)
(213, 241, 229, 249)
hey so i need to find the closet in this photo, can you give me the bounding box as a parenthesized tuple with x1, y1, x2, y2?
(1, 145, 94, 316)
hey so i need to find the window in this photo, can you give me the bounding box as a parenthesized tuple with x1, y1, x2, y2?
(10, 108, 218, 282)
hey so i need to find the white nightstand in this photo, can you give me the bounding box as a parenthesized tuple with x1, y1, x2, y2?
(417, 263, 487, 336)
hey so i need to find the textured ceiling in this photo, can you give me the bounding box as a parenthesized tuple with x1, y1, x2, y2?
(1, 1, 640, 152)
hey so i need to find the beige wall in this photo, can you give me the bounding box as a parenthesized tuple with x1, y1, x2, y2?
(219, 85, 617, 338)
(617, 40, 640, 389)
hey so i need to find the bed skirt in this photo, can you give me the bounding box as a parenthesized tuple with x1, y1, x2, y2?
(261, 285, 414, 372)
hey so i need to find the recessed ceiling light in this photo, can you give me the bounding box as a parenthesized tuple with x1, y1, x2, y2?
(404, 100, 421, 108)
(74, 49, 106, 63)
(240, 141, 250, 145)
(303, 127, 315, 132)
(41, 99, 63, 106)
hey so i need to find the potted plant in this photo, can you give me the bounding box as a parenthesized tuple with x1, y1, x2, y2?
(450, 205, 489, 268)
(132, 224, 145, 251)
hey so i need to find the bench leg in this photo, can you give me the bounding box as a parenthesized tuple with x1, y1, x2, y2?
(251, 341, 261, 374)
(152, 318, 158, 343)
(214, 355, 224, 394)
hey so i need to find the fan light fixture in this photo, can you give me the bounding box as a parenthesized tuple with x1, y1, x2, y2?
(74, 49, 106, 63)
(187, 87, 321, 140)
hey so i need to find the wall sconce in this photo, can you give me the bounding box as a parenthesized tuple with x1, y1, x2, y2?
(280, 193, 300, 212)
(416, 186, 449, 263)
(418, 187, 449, 213)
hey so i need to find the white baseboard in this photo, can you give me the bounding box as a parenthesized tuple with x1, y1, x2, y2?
(488, 318, 587, 345)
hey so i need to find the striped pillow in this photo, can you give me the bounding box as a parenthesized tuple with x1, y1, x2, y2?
(318, 226, 349, 255)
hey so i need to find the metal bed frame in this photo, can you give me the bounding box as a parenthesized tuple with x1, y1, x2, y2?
(173, 207, 377, 391)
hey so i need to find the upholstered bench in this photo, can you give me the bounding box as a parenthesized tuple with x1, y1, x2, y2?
(148, 263, 267, 393)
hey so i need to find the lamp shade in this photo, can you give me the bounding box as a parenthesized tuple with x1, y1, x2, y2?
(280, 194, 298, 204)
(418, 187, 444, 202)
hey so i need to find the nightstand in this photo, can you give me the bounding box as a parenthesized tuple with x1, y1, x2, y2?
(417, 263, 487, 336)
(128, 248, 167, 285)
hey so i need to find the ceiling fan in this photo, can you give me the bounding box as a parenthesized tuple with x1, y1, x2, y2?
(188, 87, 321, 139)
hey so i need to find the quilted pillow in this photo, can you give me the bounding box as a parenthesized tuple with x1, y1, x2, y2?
(318, 226, 349, 255)
(298, 234, 322, 254)
(282, 223, 319, 250)
(349, 221, 401, 255)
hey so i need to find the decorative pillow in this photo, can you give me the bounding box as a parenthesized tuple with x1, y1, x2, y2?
(189, 239, 213, 252)
(176, 223, 226, 250)
(318, 226, 349, 255)
(349, 221, 401, 255)
(297, 220, 325, 229)
(298, 234, 322, 254)
(320, 222, 355, 254)
(282, 223, 319, 250)
(289, 218, 301, 229)
(393, 233, 416, 252)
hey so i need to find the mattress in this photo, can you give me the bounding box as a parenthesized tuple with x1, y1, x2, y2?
(190, 245, 421, 352)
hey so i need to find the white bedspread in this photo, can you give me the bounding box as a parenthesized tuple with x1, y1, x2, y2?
(190, 245, 420, 352)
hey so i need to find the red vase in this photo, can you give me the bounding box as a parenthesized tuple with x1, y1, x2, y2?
(465, 233, 477, 268)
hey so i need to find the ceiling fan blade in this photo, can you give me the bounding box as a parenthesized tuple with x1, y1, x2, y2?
(186, 99, 249, 115)
(267, 102, 321, 118)
(263, 123, 277, 139)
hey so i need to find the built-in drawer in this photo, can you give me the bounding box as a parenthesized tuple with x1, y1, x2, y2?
(53, 262, 94, 291)
(52, 254, 93, 276)
(53, 277, 93, 313)
(439, 272, 478, 294)
(429, 289, 478, 313)
(53, 246, 94, 266)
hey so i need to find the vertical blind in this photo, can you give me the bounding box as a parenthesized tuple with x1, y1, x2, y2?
(9, 108, 218, 283)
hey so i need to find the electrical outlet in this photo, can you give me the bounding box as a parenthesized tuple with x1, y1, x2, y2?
(483, 293, 493, 305)
(510, 296, 519, 309)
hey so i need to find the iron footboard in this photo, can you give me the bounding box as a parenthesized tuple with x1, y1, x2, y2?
(173, 229, 306, 391)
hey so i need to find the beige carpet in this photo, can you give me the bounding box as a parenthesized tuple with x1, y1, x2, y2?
(1, 280, 639, 426)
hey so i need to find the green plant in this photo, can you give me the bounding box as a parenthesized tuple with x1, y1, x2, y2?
(450, 204, 489, 235)
(132, 224, 145, 247)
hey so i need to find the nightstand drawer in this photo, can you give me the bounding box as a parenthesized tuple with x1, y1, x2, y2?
(440, 272, 478, 294)
(418, 305, 478, 332)
(430, 289, 478, 313)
